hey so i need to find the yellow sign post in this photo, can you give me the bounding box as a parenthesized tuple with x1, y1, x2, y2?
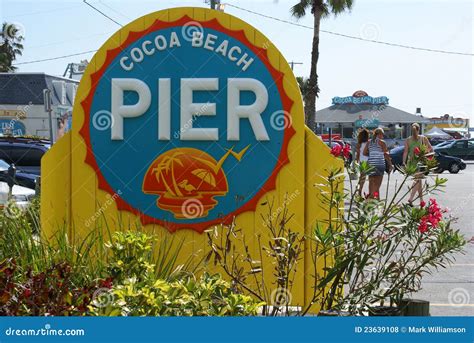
(41, 7, 341, 311)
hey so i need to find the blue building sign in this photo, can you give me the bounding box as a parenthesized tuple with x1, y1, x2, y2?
(355, 118, 380, 128)
(0, 120, 26, 135)
(332, 95, 389, 106)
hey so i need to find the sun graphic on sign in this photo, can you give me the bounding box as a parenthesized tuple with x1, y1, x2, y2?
(143, 146, 250, 219)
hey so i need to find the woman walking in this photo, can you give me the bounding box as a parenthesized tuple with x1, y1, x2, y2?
(364, 128, 392, 198)
(403, 123, 432, 206)
(355, 129, 369, 196)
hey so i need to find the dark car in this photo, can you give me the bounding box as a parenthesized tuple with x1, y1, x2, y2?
(434, 139, 474, 160)
(0, 159, 38, 190)
(432, 140, 454, 149)
(0, 138, 50, 175)
(389, 146, 466, 174)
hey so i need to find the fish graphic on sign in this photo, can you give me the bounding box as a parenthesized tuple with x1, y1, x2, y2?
(143, 145, 250, 219)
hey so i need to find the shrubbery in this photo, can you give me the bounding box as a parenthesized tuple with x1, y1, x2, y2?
(0, 205, 263, 316)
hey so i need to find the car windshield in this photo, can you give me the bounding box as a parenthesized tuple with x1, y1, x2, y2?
(434, 141, 452, 147)
(0, 159, 9, 171)
(390, 146, 404, 153)
(437, 141, 455, 148)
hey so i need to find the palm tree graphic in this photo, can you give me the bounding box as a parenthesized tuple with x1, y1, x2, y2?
(152, 145, 250, 197)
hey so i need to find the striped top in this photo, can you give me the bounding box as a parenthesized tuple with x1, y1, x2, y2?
(368, 139, 385, 169)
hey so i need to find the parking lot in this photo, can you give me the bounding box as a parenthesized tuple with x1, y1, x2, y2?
(373, 162, 474, 316)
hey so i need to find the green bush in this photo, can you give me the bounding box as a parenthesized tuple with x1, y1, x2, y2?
(90, 273, 263, 316)
(105, 231, 155, 283)
(92, 232, 264, 316)
(0, 210, 262, 317)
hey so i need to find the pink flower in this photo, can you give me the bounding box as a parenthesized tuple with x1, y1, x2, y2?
(420, 200, 426, 208)
(414, 147, 421, 156)
(100, 277, 113, 289)
(330, 144, 342, 157)
(343, 144, 351, 159)
(417, 198, 445, 233)
(373, 192, 379, 199)
(418, 218, 429, 233)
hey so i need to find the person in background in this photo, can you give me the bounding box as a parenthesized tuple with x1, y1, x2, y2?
(364, 128, 393, 198)
(355, 128, 369, 196)
(403, 123, 432, 206)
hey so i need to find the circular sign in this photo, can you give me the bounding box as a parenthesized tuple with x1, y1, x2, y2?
(80, 14, 294, 232)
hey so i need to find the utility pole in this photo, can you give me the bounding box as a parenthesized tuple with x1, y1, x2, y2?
(289, 61, 303, 71)
(43, 89, 54, 144)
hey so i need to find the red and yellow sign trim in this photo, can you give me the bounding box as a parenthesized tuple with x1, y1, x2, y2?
(79, 15, 295, 233)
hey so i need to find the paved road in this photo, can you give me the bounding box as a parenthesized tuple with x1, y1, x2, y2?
(354, 162, 474, 316)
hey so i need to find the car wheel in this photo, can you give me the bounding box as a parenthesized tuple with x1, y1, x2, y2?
(449, 163, 460, 174)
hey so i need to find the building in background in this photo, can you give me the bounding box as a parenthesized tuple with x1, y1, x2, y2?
(0, 73, 78, 140)
(315, 90, 430, 145)
(426, 113, 470, 138)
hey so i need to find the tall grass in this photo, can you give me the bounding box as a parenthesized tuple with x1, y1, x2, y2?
(0, 198, 200, 287)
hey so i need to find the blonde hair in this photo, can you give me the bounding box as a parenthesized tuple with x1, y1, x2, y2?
(372, 128, 384, 142)
(412, 123, 420, 132)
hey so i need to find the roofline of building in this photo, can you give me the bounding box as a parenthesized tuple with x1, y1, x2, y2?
(0, 72, 79, 83)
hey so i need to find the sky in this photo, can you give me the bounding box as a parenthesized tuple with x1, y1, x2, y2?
(1, 0, 472, 122)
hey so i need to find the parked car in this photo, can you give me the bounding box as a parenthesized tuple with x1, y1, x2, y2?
(434, 139, 474, 160)
(432, 140, 454, 149)
(389, 146, 466, 174)
(0, 137, 50, 175)
(0, 159, 38, 190)
(0, 181, 36, 211)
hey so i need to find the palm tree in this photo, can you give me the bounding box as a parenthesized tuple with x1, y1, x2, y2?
(291, 0, 354, 131)
(0, 22, 25, 72)
(296, 76, 311, 123)
(154, 152, 184, 197)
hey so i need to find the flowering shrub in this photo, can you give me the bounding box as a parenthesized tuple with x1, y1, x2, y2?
(307, 147, 466, 315)
(417, 198, 445, 233)
(330, 143, 351, 160)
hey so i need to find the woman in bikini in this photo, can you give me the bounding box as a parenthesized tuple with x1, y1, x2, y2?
(403, 123, 433, 206)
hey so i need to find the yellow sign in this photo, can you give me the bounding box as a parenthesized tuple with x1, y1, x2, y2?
(41, 7, 341, 310)
(0, 109, 26, 118)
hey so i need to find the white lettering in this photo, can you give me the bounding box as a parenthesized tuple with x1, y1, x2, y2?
(192, 32, 204, 47)
(180, 78, 218, 141)
(228, 46, 241, 62)
(204, 34, 218, 51)
(111, 78, 151, 140)
(237, 53, 254, 72)
(215, 40, 229, 57)
(142, 40, 155, 56)
(130, 47, 144, 63)
(158, 79, 171, 140)
(169, 32, 181, 48)
(154, 35, 167, 51)
(227, 78, 269, 141)
(120, 56, 133, 71)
